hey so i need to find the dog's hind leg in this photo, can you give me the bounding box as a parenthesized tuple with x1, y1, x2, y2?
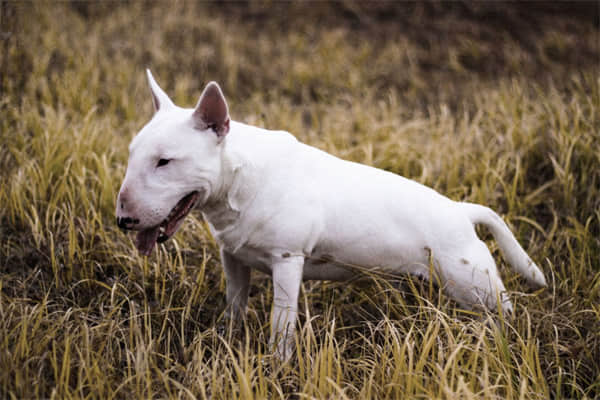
(461, 203, 546, 288)
(439, 240, 513, 315)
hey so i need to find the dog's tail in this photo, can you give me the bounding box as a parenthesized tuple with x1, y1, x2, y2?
(461, 203, 547, 288)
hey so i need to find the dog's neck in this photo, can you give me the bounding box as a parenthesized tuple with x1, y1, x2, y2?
(197, 121, 298, 247)
(199, 122, 256, 232)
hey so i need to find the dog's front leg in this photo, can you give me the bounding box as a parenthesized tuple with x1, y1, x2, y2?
(221, 249, 251, 321)
(270, 255, 303, 361)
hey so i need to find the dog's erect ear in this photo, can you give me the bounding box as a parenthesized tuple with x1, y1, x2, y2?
(192, 81, 230, 138)
(146, 69, 175, 112)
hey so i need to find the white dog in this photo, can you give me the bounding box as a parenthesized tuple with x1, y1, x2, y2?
(117, 70, 547, 359)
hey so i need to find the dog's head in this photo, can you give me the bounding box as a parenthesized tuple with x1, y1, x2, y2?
(116, 70, 230, 255)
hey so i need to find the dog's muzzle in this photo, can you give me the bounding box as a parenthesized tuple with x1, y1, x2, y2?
(117, 216, 139, 231)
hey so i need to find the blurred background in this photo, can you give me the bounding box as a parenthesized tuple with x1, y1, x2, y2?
(2, 1, 598, 114)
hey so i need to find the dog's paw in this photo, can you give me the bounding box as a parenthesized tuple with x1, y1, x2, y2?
(216, 315, 245, 339)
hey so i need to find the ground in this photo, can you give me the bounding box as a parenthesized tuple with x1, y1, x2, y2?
(0, 2, 599, 399)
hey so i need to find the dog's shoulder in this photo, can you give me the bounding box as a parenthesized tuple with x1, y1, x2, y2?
(230, 121, 297, 140)
(227, 121, 300, 161)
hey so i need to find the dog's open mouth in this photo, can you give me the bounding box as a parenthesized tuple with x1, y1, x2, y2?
(136, 191, 200, 256)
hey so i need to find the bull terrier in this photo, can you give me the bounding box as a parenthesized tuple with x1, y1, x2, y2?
(116, 70, 547, 359)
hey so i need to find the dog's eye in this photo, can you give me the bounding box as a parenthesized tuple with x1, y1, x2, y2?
(156, 158, 170, 167)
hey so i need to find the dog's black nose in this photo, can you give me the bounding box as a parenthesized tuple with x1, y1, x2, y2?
(117, 217, 138, 230)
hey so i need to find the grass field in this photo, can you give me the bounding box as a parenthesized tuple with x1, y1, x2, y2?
(1, 2, 599, 399)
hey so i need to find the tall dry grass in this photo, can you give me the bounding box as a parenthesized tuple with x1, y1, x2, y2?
(0, 2, 598, 399)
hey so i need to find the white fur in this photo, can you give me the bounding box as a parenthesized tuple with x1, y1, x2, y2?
(117, 71, 547, 360)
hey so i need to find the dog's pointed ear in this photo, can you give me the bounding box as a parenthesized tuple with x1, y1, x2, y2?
(146, 69, 175, 112)
(192, 81, 230, 138)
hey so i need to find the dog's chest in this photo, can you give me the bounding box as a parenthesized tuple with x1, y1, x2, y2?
(203, 206, 270, 270)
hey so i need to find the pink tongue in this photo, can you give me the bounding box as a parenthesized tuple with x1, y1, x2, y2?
(136, 227, 160, 256)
